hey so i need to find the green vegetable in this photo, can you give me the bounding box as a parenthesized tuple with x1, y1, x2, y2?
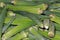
(0, 6, 7, 40)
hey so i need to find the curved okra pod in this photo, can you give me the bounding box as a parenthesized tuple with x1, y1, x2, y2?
(48, 21, 55, 38)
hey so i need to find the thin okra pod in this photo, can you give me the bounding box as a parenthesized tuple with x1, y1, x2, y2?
(48, 21, 55, 38)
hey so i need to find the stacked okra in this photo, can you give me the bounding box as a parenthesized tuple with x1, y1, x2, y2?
(0, 0, 60, 40)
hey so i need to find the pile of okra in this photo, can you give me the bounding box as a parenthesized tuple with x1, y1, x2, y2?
(0, 0, 60, 40)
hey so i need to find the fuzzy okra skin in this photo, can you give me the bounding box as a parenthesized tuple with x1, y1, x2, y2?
(2, 14, 35, 40)
(0, 6, 7, 40)
(7, 4, 48, 14)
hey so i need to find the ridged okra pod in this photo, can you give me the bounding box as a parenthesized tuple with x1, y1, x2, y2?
(2, 11, 16, 33)
(7, 4, 48, 14)
(2, 14, 35, 40)
(0, 6, 7, 40)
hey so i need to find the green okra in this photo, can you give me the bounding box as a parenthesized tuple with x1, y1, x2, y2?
(7, 4, 48, 14)
(2, 15, 16, 33)
(38, 29, 49, 38)
(29, 27, 44, 40)
(50, 9, 60, 13)
(50, 14, 60, 24)
(51, 31, 60, 40)
(38, 28, 60, 40)
(19, 12, 43, 28)
(0, 0, 55, 5)
(49, 3, 60, 9)
(7, 31, 28, 40)
(4, 25, 15, 33)
(0, 6, 7, 40)
(44, 11, 60, 17)
(23, 38, 29, 40)
(10, 0, 39, 6)
(2, 14, 35, 40)
(54, 23, 60, 31)
(19, 12, 50, 28)
(48, 21, 55, 38)
(28, 33, 36, 40)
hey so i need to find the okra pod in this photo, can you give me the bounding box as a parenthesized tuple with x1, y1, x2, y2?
(51, 31, 60, 40)
(7, 4, 48, 14)
(54, 23, 60, 31)
(44, 11, 60, 17)
(28, 33, 36, 40)
(0, 6, 7, 40)
(50, 14, 60, 24)
(2, 14, 16, 33)
(48, 21, 55, 38)
(2, 14, 35, 40)
(7, 31, 28, 40)
(49, 3, 60, 9)
(29, 27, 44, 40)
